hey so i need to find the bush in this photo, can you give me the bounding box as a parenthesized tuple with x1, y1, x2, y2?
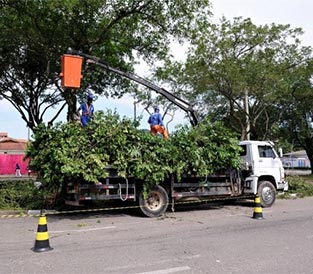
(0, 180, 46, 210)
(280, 176, 313, 199)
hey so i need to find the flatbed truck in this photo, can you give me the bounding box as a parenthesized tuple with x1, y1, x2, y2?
(61, 51, 288, 217)
(64, 140, 288, 217)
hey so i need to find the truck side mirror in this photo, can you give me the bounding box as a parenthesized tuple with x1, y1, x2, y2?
(278, 148, 283, 158)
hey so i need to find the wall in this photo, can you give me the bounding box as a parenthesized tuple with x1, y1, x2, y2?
(282, 157, 311, 169)
(0, 154, 29, 175)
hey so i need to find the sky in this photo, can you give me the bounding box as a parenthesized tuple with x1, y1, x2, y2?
(1, 0, 313, 140)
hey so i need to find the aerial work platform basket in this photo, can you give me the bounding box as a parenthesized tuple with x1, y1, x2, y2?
(60, 54, 83, 89)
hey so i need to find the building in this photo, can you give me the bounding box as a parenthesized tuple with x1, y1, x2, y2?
(282, 150, 311, 169)
(0, 132, 29, 175)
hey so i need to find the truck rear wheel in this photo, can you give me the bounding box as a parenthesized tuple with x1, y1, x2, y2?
(138, 185, 169, 217)
(257, 181, 276, 207)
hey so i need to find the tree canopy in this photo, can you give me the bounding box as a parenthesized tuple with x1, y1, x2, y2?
(277, 58, 313, 172)
(156, 17, 313, 141)
(0, 0, 211, 130)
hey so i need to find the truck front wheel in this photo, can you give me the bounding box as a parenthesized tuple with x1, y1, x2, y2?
(138, 185, 169, 217)
(257, 181, 276, 207)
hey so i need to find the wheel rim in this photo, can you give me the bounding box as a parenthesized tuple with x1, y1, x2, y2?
(261, 186, 274, 203)
(144, 191, 163, 212)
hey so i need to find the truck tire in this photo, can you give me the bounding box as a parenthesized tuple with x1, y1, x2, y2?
(138, 185, 169, 217)
(257, 181, 276, 208)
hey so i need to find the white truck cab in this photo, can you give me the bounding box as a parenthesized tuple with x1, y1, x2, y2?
(239, 140, 288, 207)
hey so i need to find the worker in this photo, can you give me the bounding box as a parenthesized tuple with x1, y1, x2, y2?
(78, 93, 94, 126)
(148, 106, 169, 139)
(15, 163, 22, 177)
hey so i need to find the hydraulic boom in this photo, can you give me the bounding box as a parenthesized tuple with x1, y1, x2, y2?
(66, 48, 199, 126)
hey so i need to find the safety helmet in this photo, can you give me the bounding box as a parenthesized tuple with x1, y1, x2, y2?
(87, 93, 94, 100)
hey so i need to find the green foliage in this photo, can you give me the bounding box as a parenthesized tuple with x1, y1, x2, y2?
(0, 0, 211, 130)
(0, 180, 45, 210)
(276, 59, 313, 169)
(169, 121, 241, 179)
(156, 17, 312, 141)
(26, 111, 241, 192)
(280, 176, 313, 199)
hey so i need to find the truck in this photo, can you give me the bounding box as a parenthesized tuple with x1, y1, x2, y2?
(61, 50, 288, 217)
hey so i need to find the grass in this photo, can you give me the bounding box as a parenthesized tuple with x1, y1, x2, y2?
(297, 174, 313, 184)
(0, 180, 46, 210)
(280, 174, 313, 199)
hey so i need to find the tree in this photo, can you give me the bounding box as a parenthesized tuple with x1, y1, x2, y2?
(278, 59, 313, 173)
(157, 17, 311, 140)
(0, 0, 211, 131)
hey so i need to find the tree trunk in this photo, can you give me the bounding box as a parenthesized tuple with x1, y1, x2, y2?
(63, 88, 78, 122)
(304, 138, 313, 175)
(307, 152, 313, 175)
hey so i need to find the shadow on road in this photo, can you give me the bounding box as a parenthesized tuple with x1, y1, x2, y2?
(44, 198, 255, 222)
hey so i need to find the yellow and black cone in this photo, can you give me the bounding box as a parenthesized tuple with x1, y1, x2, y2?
(252, 195, 264, 220)
(31, 214, 53, 252)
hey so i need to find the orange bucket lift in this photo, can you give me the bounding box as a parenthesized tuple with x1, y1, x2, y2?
(60, 54, 83, 89)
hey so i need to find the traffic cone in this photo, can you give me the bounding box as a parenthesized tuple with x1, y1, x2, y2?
(31, 213, 53, 252)
(252, 195, 264, 220)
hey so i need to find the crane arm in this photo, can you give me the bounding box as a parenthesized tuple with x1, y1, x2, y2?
(66, 48, 199, 126)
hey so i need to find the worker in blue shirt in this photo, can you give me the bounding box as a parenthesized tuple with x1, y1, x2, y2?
(148, 106, 169, 139)
(78, 93, 94, 127)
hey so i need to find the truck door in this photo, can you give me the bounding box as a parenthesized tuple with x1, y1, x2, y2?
(255, 145, 281, 176)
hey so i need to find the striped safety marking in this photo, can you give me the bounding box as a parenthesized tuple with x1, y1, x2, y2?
(1, 194, 255, 218)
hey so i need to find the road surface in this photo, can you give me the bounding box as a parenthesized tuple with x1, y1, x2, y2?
(1, 197, 313, 274)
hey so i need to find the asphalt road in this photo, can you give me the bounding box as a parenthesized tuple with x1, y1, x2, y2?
(1, 197, 313, 274)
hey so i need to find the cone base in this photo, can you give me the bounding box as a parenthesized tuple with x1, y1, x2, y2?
(31, 246, 53, 253)
(252, 213, 264, 220)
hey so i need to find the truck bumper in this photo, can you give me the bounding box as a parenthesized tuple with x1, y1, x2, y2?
(278, 180, 289, 191)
